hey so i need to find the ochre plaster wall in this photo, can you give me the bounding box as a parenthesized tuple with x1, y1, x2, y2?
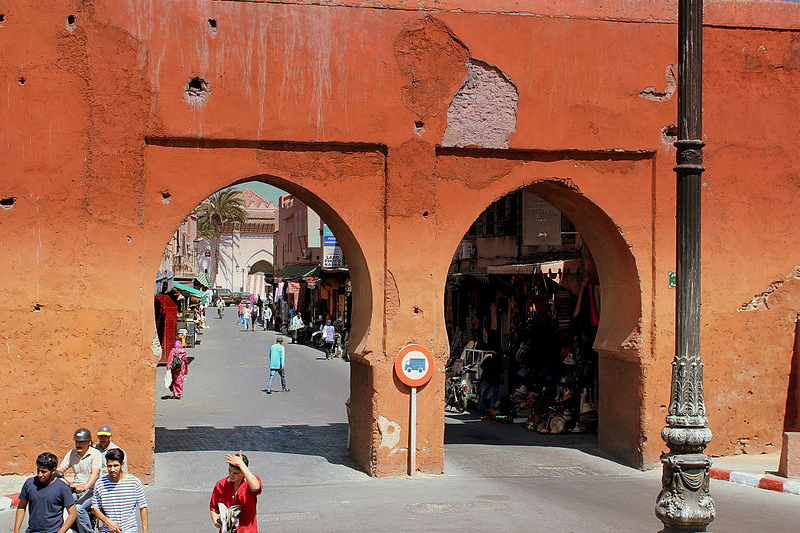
(2, 0, 800, 478)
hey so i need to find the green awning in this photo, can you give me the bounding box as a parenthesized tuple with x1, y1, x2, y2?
(173, 281, 204, 298)
(276, 264, 321, 278)
(194, 273, 211, 288)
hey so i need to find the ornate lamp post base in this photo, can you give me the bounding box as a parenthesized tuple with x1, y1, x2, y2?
(656, 452, 715, 532)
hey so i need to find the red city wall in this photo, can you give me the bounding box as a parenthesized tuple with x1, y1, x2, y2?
(1, 0, 799, 478)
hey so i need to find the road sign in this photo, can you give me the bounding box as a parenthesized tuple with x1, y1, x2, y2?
(394, 344, 434, 388)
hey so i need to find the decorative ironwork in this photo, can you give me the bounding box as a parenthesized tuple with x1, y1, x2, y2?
(656, 0, 715, 531)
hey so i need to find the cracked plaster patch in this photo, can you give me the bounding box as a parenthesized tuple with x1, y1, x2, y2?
(738, 266, 800, 311)
(377, 415, 401, 449)
(442, 59, 518, 149)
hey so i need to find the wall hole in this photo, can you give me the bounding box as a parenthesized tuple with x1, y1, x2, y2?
(413, 306, 423, 315)
(126, 236, 132, 243)
(33, 304, 41, 312)
(422, 211, 429, 218)
(184, 77, 210, 106)
(413, 121, 425, 136)
(67, 15, 75, 25)
(208, 18, 217, 28)
(208, 18, 218, 37)
(17, 77, 25, 85)
(161, 190, 172, 204)
(1, 197, 15, 209)
(0, 14, 6, 23)
(661, 124, 678, 145)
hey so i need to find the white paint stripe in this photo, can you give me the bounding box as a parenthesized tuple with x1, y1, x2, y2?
(729, 471, 761, 487)
(0, 496, 11, 511)
(783, 481, 800, 495)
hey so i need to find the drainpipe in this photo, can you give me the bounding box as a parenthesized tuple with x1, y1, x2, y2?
(655, 0, 715, 531)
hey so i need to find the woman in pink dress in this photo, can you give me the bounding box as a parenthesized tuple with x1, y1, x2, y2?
(167, 340, 189, 399)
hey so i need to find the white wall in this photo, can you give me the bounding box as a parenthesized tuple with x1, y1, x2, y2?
(197, 232, 274, 294)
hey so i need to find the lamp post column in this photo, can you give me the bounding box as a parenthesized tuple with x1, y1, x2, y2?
(655, 0, 715, 531)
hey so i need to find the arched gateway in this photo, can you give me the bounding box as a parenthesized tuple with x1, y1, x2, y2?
(4, 1, 798, 481)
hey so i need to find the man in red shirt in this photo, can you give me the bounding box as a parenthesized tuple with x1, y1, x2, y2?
(209, 452, 263, 532)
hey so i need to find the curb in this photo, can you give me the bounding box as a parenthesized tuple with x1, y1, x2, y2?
(710, 468, 800, 495)
(0, 493, 20, 511)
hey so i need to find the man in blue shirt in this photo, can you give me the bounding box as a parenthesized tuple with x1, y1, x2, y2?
(13, 452, 77, 533)
(266, 337, 289, 394)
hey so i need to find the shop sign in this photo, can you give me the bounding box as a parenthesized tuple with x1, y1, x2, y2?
(668, 271, 677, 289)
(522, 191, 562, 246)
(204, 250, 211, 257)
(322, 225, 345, 269)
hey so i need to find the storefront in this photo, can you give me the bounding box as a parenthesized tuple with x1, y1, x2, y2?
(445, 253, 601, 434)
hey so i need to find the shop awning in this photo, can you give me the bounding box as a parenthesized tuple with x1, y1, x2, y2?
(486, 258, 581, 275)
(194, 273, 211, 288)
(172, 281, 204, 298)
(276, 264, 321, 278)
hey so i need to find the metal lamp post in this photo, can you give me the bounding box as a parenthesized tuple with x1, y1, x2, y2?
(655, 0, 715, 531)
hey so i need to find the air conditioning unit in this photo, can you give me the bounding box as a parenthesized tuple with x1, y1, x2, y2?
(458, 242, 476, 260)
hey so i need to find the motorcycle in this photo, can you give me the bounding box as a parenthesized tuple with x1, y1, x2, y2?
(445, 362, 476, 413)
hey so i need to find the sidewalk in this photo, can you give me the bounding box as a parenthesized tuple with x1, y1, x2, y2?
(711, 452, 800, 495)
(0, 475, 26, 511)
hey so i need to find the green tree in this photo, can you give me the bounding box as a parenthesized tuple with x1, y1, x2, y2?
(197, 188, 248, 286)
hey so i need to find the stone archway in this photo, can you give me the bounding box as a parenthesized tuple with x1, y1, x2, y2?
(248, 258, 273, 275)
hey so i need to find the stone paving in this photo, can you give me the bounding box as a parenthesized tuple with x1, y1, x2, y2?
(4, 310, 800, 532)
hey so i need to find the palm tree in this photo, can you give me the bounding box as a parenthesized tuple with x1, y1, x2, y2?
(197, 188, 248, 286)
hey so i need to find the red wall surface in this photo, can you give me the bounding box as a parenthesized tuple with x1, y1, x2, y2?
(1, 0, 800, 479)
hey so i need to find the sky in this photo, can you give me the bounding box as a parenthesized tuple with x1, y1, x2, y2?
(231, 181, 287, 206)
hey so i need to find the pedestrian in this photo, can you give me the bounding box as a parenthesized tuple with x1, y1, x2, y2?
(13, 452, 77, 533)
(237, 301, 244, 324)
(167, 340, 189, 399)
(321, 319, 336, 360)
(263, 305, 273, 331)
(56, 428, 103, 533)
(209, 453, 262, 533)
(216, 297, 225, 319)
(250, 303, 259, 332)
(266, 337, 289, 394)
(478, 352, 503, 419)
(91, 449, 148, 533)
(289, 312, 303, 344)
(93, 425, 127, 478)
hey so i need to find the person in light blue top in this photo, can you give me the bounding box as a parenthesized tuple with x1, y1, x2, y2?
(266, 337, 289, 394)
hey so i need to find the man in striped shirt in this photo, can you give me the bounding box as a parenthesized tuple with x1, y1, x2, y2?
(91, 449, 148, 533)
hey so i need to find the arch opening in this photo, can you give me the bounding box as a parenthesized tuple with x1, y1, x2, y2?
(151, 176, 370, 486)
(442, 179, 642, 466)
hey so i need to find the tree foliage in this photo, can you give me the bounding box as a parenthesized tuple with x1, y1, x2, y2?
(197, 188, 248, 238)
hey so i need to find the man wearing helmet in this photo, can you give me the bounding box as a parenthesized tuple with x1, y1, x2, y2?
(93, 425, 127, 478)
(56, 428, 103, 533)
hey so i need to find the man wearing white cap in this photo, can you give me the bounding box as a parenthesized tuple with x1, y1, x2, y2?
(93, 425, 127, 477)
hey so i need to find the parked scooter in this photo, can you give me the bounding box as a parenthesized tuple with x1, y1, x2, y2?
(445, 362, 477, 413)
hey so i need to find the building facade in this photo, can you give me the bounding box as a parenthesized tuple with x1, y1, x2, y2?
(197, 188, 278, 296)
(158, 212, 198, 278)
(2, 0, 800, 480)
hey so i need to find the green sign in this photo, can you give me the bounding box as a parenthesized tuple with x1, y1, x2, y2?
(668, 271, 677, 289)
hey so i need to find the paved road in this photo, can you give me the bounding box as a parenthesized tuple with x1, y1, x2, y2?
(4, 309, 800, 532)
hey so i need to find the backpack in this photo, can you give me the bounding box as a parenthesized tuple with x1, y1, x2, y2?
(171, 350, 184, 370)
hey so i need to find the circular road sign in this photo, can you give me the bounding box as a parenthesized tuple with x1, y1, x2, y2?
(394, 344, 434, 388)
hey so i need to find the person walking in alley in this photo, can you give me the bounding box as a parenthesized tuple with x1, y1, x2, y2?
(243, 303, 252, 330)
(209, 453, 262, 533)
(13, 452, 77, 533)
(167, 340, 189, 399)
(263, 304, 273, 331)
(289, 311, 303, 344)
(56, 428, 102, 533)
(321, 319, 336, 360)
(478, 352, 503, 419)
(250, 303, 259, 332)
(237, 301, 244, 324)
(91, 449, 148, 533)
(266, 337, 289, 394)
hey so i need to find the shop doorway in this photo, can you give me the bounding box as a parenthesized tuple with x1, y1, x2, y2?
(151, 179, 362, 486)
(443, 180, 642, 464)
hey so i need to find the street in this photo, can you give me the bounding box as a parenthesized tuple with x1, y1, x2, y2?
(4, 311, 799, 532)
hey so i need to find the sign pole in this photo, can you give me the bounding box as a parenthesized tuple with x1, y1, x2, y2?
(409, 386, 417, 476)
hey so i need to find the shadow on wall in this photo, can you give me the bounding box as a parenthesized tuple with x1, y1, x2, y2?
(155, 424, 360, 471)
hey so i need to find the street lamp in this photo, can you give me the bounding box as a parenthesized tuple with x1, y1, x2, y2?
(655, 0, 715, 531)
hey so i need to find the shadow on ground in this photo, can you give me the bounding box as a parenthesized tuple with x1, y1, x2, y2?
(155, 423, 361, 471)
